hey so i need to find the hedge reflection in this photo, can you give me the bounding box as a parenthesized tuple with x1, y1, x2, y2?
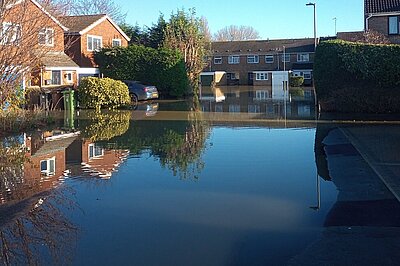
(89, 105, 210, 179)
(80, 110, 131, 141)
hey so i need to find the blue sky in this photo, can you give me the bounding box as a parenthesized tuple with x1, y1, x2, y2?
(118, 0, 364, 39)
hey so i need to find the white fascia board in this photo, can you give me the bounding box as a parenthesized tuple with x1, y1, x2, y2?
(30, 0, 69, 31)
(79, 15, 131, 42)
(77, 68, 100, 75)
(44, 67, 79, 71)
(367, 12, 400, 17)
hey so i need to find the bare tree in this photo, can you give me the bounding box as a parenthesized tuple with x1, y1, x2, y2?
(214, 25, 261, 41)
(362, 29, 390, 44)
(50, 0, 126, 24)
(0, 0, 66, 110)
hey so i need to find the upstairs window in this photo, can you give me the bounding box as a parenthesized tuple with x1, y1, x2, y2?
(389, 16, 399, 34)
(228, 55, 240, 64)
(255, 72, 268, 80)
(297, 53, 310, 62)
(247, 55, 259, 64)
(214, 56, 222, 64)
(87, 35, 102, 51)
(265, 55, 274, 63)
(1, 22, 21, 45)
(112, 39, 121, 47)
(39, 28, 54, 46)
(282, 54, 290, 63)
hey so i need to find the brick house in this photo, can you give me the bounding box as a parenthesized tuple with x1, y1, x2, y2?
(364, 0, 400, 44)
(60, 14, 130, 79)
(204, 38, 315, 86)
(2, 0, 79, 109)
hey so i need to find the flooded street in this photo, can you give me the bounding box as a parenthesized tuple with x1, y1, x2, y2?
(1, 86, 400, 265)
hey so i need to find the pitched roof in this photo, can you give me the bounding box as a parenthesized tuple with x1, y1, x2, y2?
(41, 52, 79, 68)
(212, 38, 316, 56)
(59, 14, 106, 33)
(365, 0, 400, 14)
(60, 14, 131, 41)
(6, 0, 68, 31)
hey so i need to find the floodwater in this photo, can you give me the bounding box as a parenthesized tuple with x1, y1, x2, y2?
(1, 86, 400, 265)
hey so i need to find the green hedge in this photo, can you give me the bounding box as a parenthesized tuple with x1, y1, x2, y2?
(94, 45, 189, 98)
(290, 76, 304, 87)
(314, 40, 400, 113)
(78, 77, 131, 110)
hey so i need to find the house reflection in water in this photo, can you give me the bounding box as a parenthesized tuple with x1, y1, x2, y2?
(0, 129, 128, 206)
(199, 85, 315, 119)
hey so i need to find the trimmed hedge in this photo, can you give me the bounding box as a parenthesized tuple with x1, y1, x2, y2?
(314, 40, 400, 113)
(78, 77, 131, 110)
(290, 76, 304, 87)
(94, 45, 190, 98)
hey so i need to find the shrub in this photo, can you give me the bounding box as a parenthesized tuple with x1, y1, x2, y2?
(78, 77, 131, 110)
(94, 45, 190, 98)
(314, 40, 400, 113)
(290, 76, 304, 87)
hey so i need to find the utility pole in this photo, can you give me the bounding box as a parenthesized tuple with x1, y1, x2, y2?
(333, 17, 337, 35)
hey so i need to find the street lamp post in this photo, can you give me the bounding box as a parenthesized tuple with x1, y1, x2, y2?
(306, 2, 317, 49)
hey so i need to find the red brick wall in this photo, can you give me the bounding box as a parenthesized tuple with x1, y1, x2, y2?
(4, 0, 65, 52)
(78, 19, 129, 67)
(368, 16, 400, 44)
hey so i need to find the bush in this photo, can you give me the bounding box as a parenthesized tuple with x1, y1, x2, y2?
(314, 40, 400, 113)
(290, 76, 304, 87)
(94, 45, 189, 98)
(78, 77, 131, 110)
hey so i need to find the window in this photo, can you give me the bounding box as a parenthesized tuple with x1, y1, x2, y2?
(256, 90, 269, 100)
(214, 56, 222, 64)
(255, 72, 268, 81)
(51, 70, 61, 85)
(389, 16, 399, 34)
(297, 53, 309, 62)
(228, 55, 240, 64)
(282, 54, 290, 62)
(40, 157, 55, 176)
(89, 143, 104, 159)
(247, 55, 259, 64)
(265, 55, 274, 63)
(112, 39, 121, 47)
(39, 28, 54, 46)
(303, 71, 312, 79)
(1, 22, 21, 45)
(227, 72, 237, 80)
(65, 72, 73, 83)
(87, 35, 102, 51)
(229, 104, 241, 113)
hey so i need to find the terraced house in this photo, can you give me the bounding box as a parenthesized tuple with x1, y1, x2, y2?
(365, 0, 400, 43)
(203, 38, 316, 87)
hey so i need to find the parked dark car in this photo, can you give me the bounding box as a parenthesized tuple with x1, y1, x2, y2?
(123, 81, 159, 103)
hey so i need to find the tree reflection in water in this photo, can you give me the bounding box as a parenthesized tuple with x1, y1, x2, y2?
(90, 100, 211, 180)
(0, 138, 78, 265)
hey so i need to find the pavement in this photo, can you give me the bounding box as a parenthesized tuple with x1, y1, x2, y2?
(289, 125, 400, 265)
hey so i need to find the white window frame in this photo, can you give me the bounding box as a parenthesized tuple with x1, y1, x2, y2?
(265, 55, 274, 64)
(89, 143, 104, 160)
(214, 56, 222, 64)
(50, 70, 62, 85)
(297, 53, 309, 62)
(247, 55, 259, 64)
(303, 71, 312, 80)
(228, 55, 240, 64)
(40, 157, 56, 176)
(282, 54, 290, 63)
(256, 90, 269, 100)
(87, 35, 103, 51)
(65, 71, 73, 83)
(39, 28, 54, 46)
(255, 72, 268, 81)
(1, 22, 21, 45)
(227, 72, 237, 80)
(112, 38, 122, 47)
